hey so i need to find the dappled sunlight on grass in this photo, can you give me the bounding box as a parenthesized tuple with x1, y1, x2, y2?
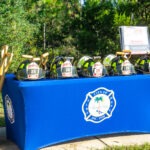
(103, 143, 150, 150)
(0, 93, 5, 126)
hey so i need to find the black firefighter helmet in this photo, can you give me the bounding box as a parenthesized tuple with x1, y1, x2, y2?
(77, 56, 108, 77)
(49, 56, 78, 78)
(103, 50, 136, 76)
(135, 54, 150, 74)
(16, 55, 45, 80)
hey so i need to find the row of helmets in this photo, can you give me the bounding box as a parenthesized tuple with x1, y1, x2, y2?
(15, 50, 150, 80)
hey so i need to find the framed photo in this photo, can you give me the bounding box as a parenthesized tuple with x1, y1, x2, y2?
(119, 26, 150, 54)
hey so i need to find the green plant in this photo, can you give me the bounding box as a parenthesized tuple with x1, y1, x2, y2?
(103, 143, 150, 150)
(0, 93, 5, 127)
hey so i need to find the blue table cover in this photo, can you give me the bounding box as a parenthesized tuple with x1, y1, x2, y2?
(2, 74, 150, 150)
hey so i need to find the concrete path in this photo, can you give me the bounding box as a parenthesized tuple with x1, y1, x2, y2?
(0, 127, 150, 150)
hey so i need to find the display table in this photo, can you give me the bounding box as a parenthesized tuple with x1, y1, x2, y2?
(2, 74, 150, 150)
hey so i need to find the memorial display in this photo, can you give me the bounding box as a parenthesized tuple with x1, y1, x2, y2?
(13, 51, 150, 80)
(1, 26, 150, 150)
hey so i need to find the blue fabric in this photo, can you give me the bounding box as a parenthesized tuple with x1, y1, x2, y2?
(2, 74, 150, 150)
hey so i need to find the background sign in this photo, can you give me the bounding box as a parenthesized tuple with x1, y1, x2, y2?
(119, 26, 150, 54)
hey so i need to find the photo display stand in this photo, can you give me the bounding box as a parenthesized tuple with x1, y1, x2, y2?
(119, 26, 150, 54)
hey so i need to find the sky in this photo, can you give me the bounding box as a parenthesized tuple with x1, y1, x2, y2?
(80, 0, 84, 5)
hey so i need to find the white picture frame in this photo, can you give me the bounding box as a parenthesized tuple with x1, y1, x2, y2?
(119, 26, 150, 54)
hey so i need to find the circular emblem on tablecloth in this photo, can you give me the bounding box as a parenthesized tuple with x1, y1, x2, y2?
(82, 87, 116, 123)
(5, 95, 15, 124)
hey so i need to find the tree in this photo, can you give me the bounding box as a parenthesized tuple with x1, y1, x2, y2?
(78, 0, 118, 57)
(0, 0, 36, 72)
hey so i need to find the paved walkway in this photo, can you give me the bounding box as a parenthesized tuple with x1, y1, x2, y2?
(0, 127, 150, 150)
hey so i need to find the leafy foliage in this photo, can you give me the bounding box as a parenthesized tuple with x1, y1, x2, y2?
(0, 0, 149, 73)
(0, 0, 37, 72)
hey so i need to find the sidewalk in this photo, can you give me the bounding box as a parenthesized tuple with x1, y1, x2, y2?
(0, 127, 150, 150)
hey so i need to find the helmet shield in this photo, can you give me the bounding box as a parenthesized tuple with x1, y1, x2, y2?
(135, 55, 150, 74)
(77, 56, 108, 77)
(50, 56, 78, 78)
(121, 60, 136, 75)
(16, 61, 45, 80)
(110, 56, 136, 76)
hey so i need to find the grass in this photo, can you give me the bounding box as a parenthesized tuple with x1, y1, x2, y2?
(0, 92, 5, 127)
(103, 143, 150, 150)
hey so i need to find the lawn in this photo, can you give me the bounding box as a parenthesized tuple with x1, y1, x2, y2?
(103, 143, 150, 150)
(0, 92, 5, 127)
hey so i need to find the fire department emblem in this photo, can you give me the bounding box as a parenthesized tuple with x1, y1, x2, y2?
(82, 87, 116, 123)
(5, 95, 15, 124)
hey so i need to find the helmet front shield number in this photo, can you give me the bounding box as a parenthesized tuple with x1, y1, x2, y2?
(26, 62, 40, 79)
(92, 62, 103, 77)
(61, 60, 73, 77)
(121, 60, 132, 75)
